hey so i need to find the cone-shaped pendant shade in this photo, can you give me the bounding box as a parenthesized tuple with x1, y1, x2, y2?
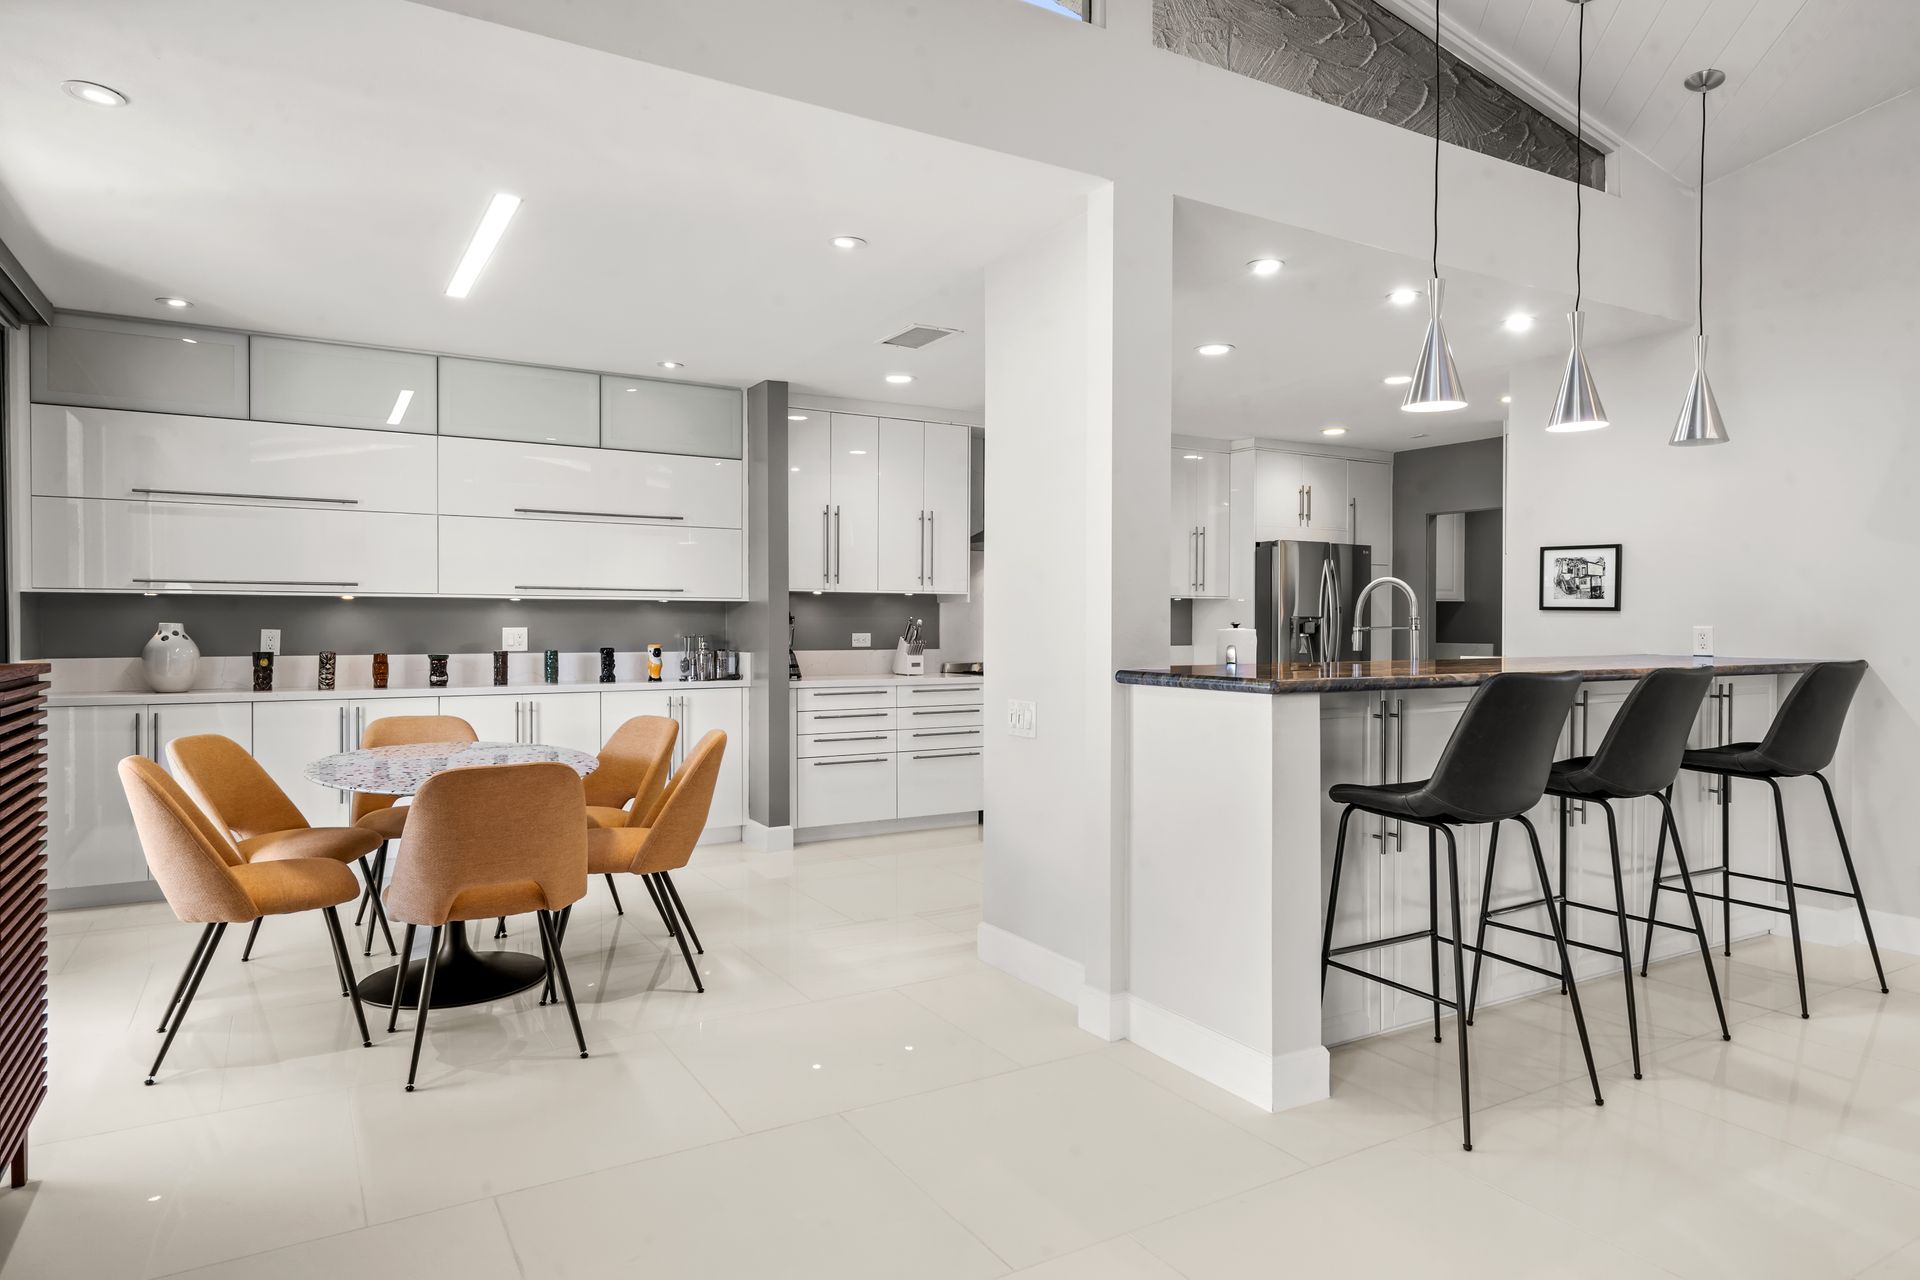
(1545, 311, 1608, 432)
(1670, 334, 1728, 445)
(1401, 278, 1467, 413)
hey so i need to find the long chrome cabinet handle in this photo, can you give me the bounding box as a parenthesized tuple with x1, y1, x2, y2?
(812, 757, 888, 767)
(822, 506, 830, 586)
(512, 585, 685, 593)
(1199, 526, 1206, 591)
(1305, 485, 1312, 524)
(813, 734, 889, 743)
(834, 506, 842, 583)
(809, 690, 887, 698)
(812, 711, 887, 720)
(132, 577, 360, 588)
(515, 701, 524, 743)
(513, 507, 683, 521)
(1390, 698, 1405, 849)
(151, 712, 160, 759)
(911, 729, 979, 738)
(133, 711, 142, 759)
(910, 708, 975, 717)
(927, 510, 935, 589)
(913, 751, 980, 760)
(130, 487, 358, 505)
(918, 511, 927, 586)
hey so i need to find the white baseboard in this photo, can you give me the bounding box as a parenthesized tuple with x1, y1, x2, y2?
(741, 819, 794, 852)
(976, 922, 1083, 1004)
(1127, 994, 1329, 1112)
(1077, 988, 1130, 1041)
(1788, 902, 1920, 957)
(795, 813, 978, 845)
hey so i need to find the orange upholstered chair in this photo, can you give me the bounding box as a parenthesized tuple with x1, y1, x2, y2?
(120, 756, 372, 1084)
(167, 733, 392, 961)
(581, 715, 679, 915)
(382, 761, 590, 1090)
(349, 715, 478, 943)
(585, 730, 726, 993)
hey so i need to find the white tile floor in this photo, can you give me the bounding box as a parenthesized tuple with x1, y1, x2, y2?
(5, 826, 1919, 1279)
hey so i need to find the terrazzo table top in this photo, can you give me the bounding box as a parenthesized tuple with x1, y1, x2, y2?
(1115, 654, 1828, 695)
(304, 741, 598, 795)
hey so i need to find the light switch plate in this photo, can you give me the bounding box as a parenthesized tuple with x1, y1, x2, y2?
(259, 629, 281, 655)
(851, 633, 871, 649)
(1692, 625, 1714, 657)
(1007, 699, 1037, 739)
(502, 627, 528, 652)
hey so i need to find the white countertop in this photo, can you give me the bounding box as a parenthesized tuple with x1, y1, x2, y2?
(789, 673, 981, 688)
(48, 679, 745, 707)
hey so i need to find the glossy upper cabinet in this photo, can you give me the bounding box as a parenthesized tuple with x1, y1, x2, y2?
(876, 419, 971, 595)
(923, 423, 971, 594)
(787, 412, 878, 594)
(436, 436, 742, 529)
(249, 336, 436, 433)
(788, 413, 831, 590)
(1300, 453, 1349, 539)
(45, 706, 144, 891)
(1349, 459, 1392, 558)
(30, 405, 437, 514)
(438, 357, 599, 446)
(601, 377, 742, 458)
(30, 316, 248, 418)
(437, 514, 741, 599)
(1171, 448, 1229, 598)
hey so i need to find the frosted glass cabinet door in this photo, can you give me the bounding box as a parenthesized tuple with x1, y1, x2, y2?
(250, 336, 437, 432)
(438, 357, 599, 446)
(601, 377, 743, 458)
(30, 315, 248, 418)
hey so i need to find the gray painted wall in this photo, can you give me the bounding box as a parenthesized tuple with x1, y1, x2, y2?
(730, 381, 790, 830)
(790, 593, 941, 651)
(1390, 436, 1504, 659)
(1434, 509, 1503, 648)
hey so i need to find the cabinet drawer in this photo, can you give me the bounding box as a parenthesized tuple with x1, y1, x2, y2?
(437, 515, 741, 599)
(437, 436, 742, 529)
(796, 729, 896, 759)
(897, 725, 983, 753)
(895, 682, 982, 707)
(897, 747, 983, 819)
(896, 706, 982, 729)
(796, 753, 896, 828)
(796, 708, 895, 733)
(795, 685, 894, 712)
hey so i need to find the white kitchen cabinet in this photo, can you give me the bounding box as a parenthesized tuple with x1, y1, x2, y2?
(790, 681, 981, 833)
(249, 336, 436, 433)
(252, 699, 353, 827)
(32, 497, 437, 595)
(797, 753, 896, 828)
(677, 689, 744, 828)
(351, 697, 443, 746)
(31, 315, 249, 418)
(523, 692, 604, 754)
(149, 703, 253, 771)
(1170, 448, 1228, 598)
(1253, 450, 1301, 542)
(433, 693, 521, 744)
(438, 357, 599, 447)
(437, 514, 741, 599)
(876, 419, 971, 594)
(1300, 454, 1349, 539)
(897, 747, 983, 819)
(31, 405, 438, 514)
(787, 413, 831, 591)
(600, 690, 673, 740)
(1349, 459, 1392, 558)
(600, 377, 742, 458)
(1432, 512, 1466, 602)
(924, 423, 971, 594)
(436, 436, 741, 530)
(786, 412, 878, 594)
(45, 706, 146, 892)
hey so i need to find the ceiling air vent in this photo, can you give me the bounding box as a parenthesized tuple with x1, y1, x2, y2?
(880, 324, 960, 350)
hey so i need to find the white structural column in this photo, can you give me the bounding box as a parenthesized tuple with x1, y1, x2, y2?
(979, 183, 1172, 1037)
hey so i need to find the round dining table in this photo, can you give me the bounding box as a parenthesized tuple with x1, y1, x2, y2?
(304, 740, 598, 1010)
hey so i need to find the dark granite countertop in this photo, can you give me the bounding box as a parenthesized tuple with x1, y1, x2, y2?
(1115, 655, 1827, 695)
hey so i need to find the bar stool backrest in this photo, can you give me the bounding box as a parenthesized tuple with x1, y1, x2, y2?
(1425, 672, 1583, 822)
(1755, 660, 1867, 776)
(1581, 667, 1713, 797)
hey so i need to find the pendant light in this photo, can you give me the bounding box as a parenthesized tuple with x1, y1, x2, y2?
(1671, 69, 1731, 446)
(1402, 0, 1467, 413)
(1546, 0, 1608, 432)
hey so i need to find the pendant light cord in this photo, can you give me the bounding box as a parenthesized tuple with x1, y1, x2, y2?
(1697, 87, 1707, 337)
(1573, 0, 1584, 313)
(1432, 0, 1441, 281)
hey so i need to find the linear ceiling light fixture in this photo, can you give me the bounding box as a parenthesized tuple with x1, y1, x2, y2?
(385, 389, 414, 426)
(1546, 0, 1608, 432)
(1402, 0, 1467, 414)
(1671, 69, 1731, 447)
(445, 193, 522, 299)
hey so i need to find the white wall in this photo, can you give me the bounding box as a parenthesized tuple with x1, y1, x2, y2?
(1505, 89, 1920, 926)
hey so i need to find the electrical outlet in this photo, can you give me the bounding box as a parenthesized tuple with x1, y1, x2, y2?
(1692, 625, 1714, 657)
(259, 629, 281, 655)
(1007, 699, 1037, 739)
(851, 633, 871, 649)
(502, 627, 528, 652)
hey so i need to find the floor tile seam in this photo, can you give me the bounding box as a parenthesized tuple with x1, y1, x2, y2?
(826, 1111, 1024, 1274)
(140, 1190, 513, 1280)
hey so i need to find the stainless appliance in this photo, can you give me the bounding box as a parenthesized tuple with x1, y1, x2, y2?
(1255, 540, 1374, 665)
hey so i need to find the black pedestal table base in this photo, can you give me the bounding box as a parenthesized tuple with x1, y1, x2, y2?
(356, 921, 545, 1008)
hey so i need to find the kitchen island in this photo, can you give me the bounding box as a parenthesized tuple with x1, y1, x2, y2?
(1114, 655, 1821, 1112)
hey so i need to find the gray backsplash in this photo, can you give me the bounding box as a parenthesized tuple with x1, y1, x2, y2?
(788, 592, 941, 651)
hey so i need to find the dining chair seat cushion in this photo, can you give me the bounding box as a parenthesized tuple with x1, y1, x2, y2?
(585, 805, 631, 831)
(231, 857, 361, 916)
(238, 826, 383, 865)
(355, 807, 410, 839)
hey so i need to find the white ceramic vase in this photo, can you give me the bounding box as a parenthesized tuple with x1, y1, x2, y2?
(142, 622, 200, 693)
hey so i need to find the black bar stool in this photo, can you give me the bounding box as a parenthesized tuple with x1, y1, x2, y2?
(1657, 660, 1884, 1018)
(1321, 672, 1604, 1152)
(1464, 668, 1731, 1081)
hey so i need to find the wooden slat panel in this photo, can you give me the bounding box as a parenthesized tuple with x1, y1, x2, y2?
(0, 667, 51, 1180)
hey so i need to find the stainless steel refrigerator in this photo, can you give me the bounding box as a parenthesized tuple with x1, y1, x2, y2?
(1255, 540, 1374, 665)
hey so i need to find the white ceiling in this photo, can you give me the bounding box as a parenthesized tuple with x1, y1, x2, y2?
(0, 0, 1099, 412)
(1172, 199, 1675, 451)
(1381, 0, 1920, 184)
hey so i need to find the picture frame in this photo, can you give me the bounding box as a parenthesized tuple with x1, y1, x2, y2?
(1539, 543, 1622, 611)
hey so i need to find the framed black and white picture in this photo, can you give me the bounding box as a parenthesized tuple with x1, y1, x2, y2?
(1539, 544, 1621, 611)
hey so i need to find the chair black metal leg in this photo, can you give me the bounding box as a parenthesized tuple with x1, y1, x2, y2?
(1639, 790, 1670, 977)
(604, 873, 625, 916)
(239, 917, 263, 963)
(653, 875, 705, 993)
(662, 874, 702, 955)
(388, 924, 416, 1034)
(1441, 828, 1473, 1151)
(642, 875, 679, 938)
(158, 923, 215, 1033)
(539, 911, 590, 1058)
(405, 925, 443, 1091)
(1661, 794, 1730, 1040)
(322, 907, 372, 1047)
(1767, 779, 1811, 1019)
(1321, 806, 1354, 999)
(148, 923, 225, 1084)
(1598, 800, 1641, 1079)
(1817, 772, 1888, 994)
(354, 842, 382, 927)
(1518, 816, 1603, 1107)
(1722, 773, 1733, 956)
(1557, 798, 1570, 995)
(1465, 820, 1500, 1025)
(358, 857, 397, 958)
(494, 917, 507, 939)
(1428, 827, 1442, 1044)
(535, 905, 557, 1007)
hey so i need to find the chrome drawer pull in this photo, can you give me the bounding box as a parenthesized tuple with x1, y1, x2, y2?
(513, 507, 684, 521)
(912, 751, 981, 759)
(911, 729, 978, 738)
(512, 585, 685, 593)
(132, 577, 359, 587)
(131, 487, 358, 505)
(812, 757, 889, 766)
(812, 735, 889, 743)
(910, 709, 976, 716)
(809, 690, 887, 698)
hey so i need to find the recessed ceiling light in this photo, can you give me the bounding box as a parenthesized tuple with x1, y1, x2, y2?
(658, 361, 684, 370)
(1195, 343, 1234, 357)
(1387, 287, 1420, 306)
(788, 414, 808, 421)
(1503, 312, 1535, 333)
(445, 192, 521, 299)
(386, 388, 414, 425)
(62, 80, 127, 108)
(1321, 426, 1348, 436)
(155, 296, 192, 309)
(884, 373, 914, 384)
(1500, 394, 1513, 404)
(830, 236, 867, 250)
(1383, 374, 1411, 386)
(1247, 258, 1283, 277)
